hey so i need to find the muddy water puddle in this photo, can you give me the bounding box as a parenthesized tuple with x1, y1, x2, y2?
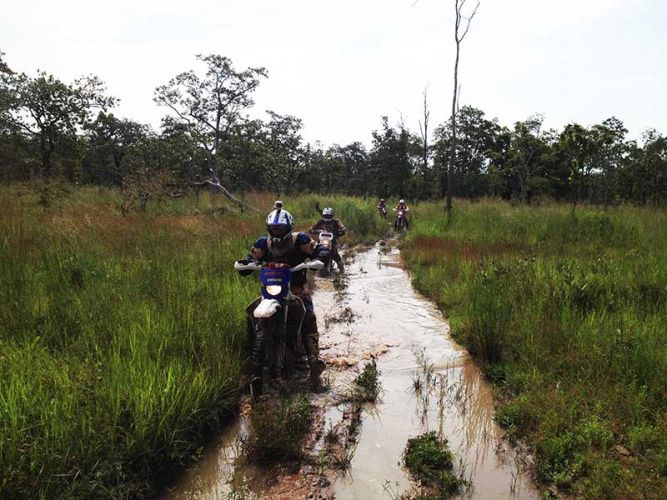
(165, 245, 538, 499)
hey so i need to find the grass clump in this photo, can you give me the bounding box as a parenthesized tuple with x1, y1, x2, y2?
(247, 394, 313, 463)
(351, 360, 382, 403)
(403, 431, 466, 497)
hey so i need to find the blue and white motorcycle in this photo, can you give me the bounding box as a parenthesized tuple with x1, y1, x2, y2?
(234, 258, 324, 394)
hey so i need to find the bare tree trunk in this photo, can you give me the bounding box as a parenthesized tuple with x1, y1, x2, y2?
(40, 136, 55, 180)
(447, 0, 479, 221)
(418, 87, 430, 200)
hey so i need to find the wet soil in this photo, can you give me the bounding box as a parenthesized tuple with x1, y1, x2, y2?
(164, 244, 539, 499)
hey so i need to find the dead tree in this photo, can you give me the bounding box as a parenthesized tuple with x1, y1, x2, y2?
(446, 0, 480, 219)
(418, 87, 431, 200)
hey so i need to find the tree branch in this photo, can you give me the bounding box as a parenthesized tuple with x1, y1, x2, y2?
(190, 178, 256, 211)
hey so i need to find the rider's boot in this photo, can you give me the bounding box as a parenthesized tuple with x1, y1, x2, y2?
(303, 312, 326, 391)
(309, 357, 326, 390)
(334, 252, 345, 273)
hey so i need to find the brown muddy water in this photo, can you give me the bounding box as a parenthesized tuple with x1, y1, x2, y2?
(164, 245, 538, 499)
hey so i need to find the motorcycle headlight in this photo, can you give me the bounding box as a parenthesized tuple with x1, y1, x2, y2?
(265, 285, 282, 296)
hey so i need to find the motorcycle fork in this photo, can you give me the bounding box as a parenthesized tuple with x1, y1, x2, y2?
(276, 303, 289, 374)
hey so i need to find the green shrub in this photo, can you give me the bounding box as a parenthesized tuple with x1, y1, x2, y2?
(578, 417, 614, 451)
(537, 432, 586, 488)
(351, 360, 382, 403)
(403, 431, 465, 497)
(248, 394, 313, 462)
(495, 395, 533, 435)
(627, 425, 663, 455)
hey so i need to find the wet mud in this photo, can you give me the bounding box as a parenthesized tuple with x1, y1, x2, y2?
(164, 245, 539, 499)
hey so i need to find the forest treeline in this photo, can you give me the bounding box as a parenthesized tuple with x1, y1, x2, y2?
(1, 50, 666, 206)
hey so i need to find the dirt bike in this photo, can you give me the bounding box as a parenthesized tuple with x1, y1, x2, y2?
(234, 258, 324, 395)
(378, 206, 388, 220)
(394, 208, 409, 232)
(310, 229, 340, 277)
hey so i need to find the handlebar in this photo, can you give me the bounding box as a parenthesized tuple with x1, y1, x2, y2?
(234, 261, 262, 272)
(234, 259, 324, 273)
(293, 260, 324, 271)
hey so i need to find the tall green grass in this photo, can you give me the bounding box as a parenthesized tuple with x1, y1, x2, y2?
(0, 187, 388, 498)
(402, 200, 667, 497)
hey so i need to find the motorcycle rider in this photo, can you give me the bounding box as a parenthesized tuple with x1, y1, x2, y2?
(237, 207, 327, 390)
(377, 198, 387, 220)
(309, 207, 347, 272)
(394, 199, 410, 230)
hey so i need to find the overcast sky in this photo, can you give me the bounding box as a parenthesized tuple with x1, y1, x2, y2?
(2, 0, 665, 145)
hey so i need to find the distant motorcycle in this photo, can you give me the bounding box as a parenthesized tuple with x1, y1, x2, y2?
(310, 229, 339, 277)
(234, 258, 324, 394)
(394, 208, 409, 231)
(378, 206, 388, 220)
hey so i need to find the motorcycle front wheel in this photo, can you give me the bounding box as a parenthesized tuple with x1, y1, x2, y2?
(251, 315, 286, 395)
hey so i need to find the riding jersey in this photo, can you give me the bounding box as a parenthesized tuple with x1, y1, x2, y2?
(309, 219, 347, 238)
(250, 232, 323, 287)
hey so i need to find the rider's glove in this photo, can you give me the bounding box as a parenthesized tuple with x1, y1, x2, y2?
(236, 257, 255, 276)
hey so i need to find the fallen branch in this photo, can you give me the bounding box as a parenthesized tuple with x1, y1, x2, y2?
(190, 178, 256, 212)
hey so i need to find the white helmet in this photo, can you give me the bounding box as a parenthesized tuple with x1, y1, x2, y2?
(266, 209, 294, 246)
(322, 207, 334, 219)
(399, 199, 405, 204)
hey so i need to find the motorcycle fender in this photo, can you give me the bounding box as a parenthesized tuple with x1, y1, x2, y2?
(253, 298, 282, 318)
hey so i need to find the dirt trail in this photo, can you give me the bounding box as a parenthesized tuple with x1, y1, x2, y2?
(165, 244, 539, 499)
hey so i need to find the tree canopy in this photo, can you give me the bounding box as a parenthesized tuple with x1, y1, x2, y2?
(1, 51, 666, 207)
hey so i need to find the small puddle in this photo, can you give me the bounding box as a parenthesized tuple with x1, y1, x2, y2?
(164, 245, 538, 499)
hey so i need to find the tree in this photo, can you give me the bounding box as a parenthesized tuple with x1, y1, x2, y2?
(589, 117, 627, 209)
(84, 112, 149, 185)
(618, 129, 667, 205)
(557, 123, 597, 206)
(641, 131, 667, 205)
(314, 142, 370, 195)
(261, 111, 308, 195)
(417, 88, 432, 200)
(446, 0, 480, 218)
(505, 115, 555, 203)
(370, 116, 421, 198)
(218, 118, 270, 191)
(0, 50, 11, 75)
(154, 54, 267, 208)
(0, 52, 33, 182)
(0, 50, 13, 137)
(433, 105, 501, 199)
(1, 70, 115, 180)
